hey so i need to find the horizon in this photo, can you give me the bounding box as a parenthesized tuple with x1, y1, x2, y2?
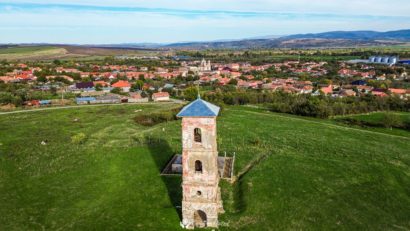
(1, 28, 410, 46)
(1, 0, 410, 44)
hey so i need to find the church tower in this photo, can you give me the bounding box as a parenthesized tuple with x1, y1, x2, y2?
(177, 98, 223, 229)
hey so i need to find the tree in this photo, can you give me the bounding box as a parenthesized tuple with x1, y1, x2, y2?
(37, 76, 47, 83)
(50, 86, 58, 96)
(382, 113, 403, 130)
(228, 78, 238, 85)
(53, 59, 61, 65)
(133, 80, 144, 91)
(184, 86, 199, 101)
(141, 91, 148, 98)
(95, 84, 103, 91)
(0, 92, 15, 105)
(110, 87, 122, 94)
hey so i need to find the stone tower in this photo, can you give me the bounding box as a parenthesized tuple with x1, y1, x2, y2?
(177, 98, 223, 229)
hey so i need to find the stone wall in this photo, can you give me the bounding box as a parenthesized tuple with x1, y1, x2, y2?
(181, 117, 223, 229)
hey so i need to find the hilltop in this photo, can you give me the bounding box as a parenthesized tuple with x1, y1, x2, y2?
(0, 104, 409, 230)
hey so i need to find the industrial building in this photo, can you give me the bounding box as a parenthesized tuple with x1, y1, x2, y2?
(368, 56, 398, 65)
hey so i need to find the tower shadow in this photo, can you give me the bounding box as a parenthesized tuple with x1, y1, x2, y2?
(145, 136, 182, 220)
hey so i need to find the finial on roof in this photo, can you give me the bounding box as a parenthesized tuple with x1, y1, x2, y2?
(197, 82, 201, 99)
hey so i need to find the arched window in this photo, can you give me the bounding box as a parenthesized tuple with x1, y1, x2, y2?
(195, 160, 203, 173)
(194, 128, 202, 143)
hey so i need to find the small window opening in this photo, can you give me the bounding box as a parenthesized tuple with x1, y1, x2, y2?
(195, 160, 203, 173)
(194, 128, 202, 143)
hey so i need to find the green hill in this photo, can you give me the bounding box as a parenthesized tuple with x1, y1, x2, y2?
(0, 104, 409, 230)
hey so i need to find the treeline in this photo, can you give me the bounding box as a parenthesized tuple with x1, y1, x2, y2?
(0, 83, 76, 106)
(200, 89, 410, 118)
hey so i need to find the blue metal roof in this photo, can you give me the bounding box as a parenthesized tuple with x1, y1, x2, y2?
(76, 97, 96, 102)
(39, 100, 51, 104)
(398, 60, 410, 64)
(177, 98, 220, 117)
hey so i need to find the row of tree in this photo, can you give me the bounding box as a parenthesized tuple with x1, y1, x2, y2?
(195, 89, 410, 118)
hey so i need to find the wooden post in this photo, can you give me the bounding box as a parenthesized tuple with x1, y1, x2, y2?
(221, 151, 226, 178)
(231, 152, 236, 179)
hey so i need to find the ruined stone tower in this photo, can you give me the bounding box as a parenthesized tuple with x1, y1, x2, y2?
(177, 98, 223, 229)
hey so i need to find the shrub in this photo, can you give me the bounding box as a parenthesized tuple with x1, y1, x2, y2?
(134, 107, 182, 126)
(382, 113, 403, 130)
(71, 133, 87, 144)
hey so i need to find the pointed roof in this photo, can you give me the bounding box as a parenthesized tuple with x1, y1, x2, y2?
(177, 98, 220, 117)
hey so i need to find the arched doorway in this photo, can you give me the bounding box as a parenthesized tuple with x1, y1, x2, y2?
(194, 210, 207, 228)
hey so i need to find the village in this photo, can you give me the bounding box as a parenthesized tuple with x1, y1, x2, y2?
(2, 0, 410, 229)
(0, 55, 409, 109)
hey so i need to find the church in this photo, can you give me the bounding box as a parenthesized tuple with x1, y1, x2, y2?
(199, 58, 211, 72)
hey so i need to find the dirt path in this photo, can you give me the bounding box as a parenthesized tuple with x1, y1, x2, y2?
(0, 100, 184, 116)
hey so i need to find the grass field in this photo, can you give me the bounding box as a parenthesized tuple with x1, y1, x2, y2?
(0, 104, 409, 230)
(337, 112, 410, 124)
(0, 46, 69, 60)
(0, 45, 168, 61)
(334, 112, 410, 138)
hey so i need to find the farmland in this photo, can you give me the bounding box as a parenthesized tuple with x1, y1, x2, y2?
(0, 46, 68, 61)
(0, 104, 409, 230)
(0, 45, 162, 61)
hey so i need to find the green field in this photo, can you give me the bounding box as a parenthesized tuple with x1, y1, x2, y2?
(337, 112, 410, 124)
(334, 112, 410, 138)
(0, 46, 68, 61)
(0, 104, 409, 230)
(0, 46, 57, 54)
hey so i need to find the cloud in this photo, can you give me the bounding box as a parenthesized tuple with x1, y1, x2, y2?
(1, 0, 409, 16)
(0, 1, 409, 43)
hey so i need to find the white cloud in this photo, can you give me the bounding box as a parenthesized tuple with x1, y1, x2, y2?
(1, 0, 409, 16)
(0, 0, 409, 43)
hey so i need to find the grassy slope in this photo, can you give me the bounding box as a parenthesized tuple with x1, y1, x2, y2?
(0, 104, 409, 230)
(218, 108, 410, 230)
(0, 46, 68, 60)
(333, 112, 410, 138)
(0, 46, 57, 54)
(340, 112, 410, 124)
(0, 45, 167, 61)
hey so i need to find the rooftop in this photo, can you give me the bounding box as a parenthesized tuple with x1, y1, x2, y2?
(177, 98, 220, 117)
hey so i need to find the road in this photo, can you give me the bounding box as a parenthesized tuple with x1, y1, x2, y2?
(0, 99, 186, 115)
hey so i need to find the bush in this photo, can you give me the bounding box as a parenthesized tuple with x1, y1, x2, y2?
(382, 113, 403, 130)
(134, 107, 182, 126)
(71, 133, 87, 144)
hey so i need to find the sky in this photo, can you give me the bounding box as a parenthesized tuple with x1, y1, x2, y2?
(0, 0, 409, 44)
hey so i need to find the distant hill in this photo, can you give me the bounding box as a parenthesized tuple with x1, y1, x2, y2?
(283, 29, 410, 41)
(2, 29, 410, 51)
(161, 29, 410, 49)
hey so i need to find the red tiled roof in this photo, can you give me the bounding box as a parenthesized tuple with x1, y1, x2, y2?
(320, 85, 333, 94)
(371, 91, 388, 97)
(152, 92, 170, 98)
(112, 80, 131, 88)
(389, 88, 406, 94)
